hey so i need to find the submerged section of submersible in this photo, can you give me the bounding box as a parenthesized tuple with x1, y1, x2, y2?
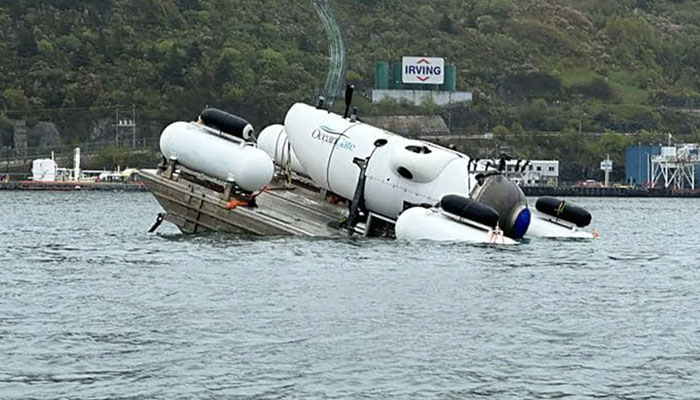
(395, 194, 517, 244)
(470, 173, 531, 239)
(527, 197, 596, 239)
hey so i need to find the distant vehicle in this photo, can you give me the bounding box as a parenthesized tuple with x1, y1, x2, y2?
(575, 179, 602, 188)
(613, 183, 633, 189)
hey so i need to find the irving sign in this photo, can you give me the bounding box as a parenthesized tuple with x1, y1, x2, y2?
(402, 56, 445, 85)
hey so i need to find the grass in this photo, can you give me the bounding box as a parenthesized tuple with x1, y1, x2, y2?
(560, 67, 649, 105)
(560, 67, 602, 87)
(608, 70, 649, 105)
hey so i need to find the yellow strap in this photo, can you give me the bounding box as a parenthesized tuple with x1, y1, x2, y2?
(556, 201, 566, 216)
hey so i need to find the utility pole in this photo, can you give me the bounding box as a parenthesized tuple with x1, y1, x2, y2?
(601, 154, 613, 188)
(114, 105, 137, 148)
(4, 146, 9, 182)
(115, 108, 119, 146)
(132, 104, 136, 148)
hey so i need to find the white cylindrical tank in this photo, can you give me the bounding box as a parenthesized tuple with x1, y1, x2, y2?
(160, 121, 273, 192)
(73, 147, 81, 181)
(32, 159, 58, 182)
(257, 124, 307, 176)
(395, 207, 517, 244)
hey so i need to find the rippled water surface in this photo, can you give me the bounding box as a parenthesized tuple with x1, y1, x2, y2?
(1, 191, 699, 399)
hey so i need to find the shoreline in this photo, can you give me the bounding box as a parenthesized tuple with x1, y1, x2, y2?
(1, 181, 697, 197)
(522, 186, 700, 198)
(0, 181, 149, 192)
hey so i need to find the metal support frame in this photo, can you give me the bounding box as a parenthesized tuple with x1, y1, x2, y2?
(651, 161, 695, 190)
(650, 144, 699, 190)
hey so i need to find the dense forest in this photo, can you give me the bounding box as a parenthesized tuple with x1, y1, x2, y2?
(3, 0, 700, 177)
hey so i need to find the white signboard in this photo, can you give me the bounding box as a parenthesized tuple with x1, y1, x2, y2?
(402, 56, 445, 85)
(600, 160, 613, 172)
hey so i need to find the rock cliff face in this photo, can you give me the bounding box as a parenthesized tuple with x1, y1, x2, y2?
(27, 121, 61, 148)
(90, 119, 113, 142)
(0, 126, 12, 147)
(0, 120, 62, 150)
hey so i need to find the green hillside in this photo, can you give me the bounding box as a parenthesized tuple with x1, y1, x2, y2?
(2, 0, 700, 144)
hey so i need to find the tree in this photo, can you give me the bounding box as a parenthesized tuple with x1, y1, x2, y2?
(37, 39, 54, 55)
(493, 124, 509, 140)
(16, 26, 37, 57)
(3, 88, 29, 110)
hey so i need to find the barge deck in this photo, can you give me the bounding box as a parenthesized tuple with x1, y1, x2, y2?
(138, 165, 352, 236)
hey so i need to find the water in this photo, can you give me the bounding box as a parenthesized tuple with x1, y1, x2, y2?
(1, 191, 699, 399)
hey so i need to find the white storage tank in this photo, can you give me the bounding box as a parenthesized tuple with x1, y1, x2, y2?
(159, 121, 274, 192)
(257, 124, 307, 176)
(32, 159, 58, 182)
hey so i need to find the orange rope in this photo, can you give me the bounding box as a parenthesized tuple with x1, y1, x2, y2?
(227, 185, 270, 210)
(248, 185, 270, 201)
(226, 200, 248, 210)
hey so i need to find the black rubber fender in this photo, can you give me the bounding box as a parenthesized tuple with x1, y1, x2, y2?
(440, 194, 500, 228)
(535, 197, 592, 227)
(200, 108, 252, 138)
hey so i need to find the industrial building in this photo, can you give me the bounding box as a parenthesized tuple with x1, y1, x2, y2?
(625, 144, 661, 186)
(371, 60, 472, 106)
(503, 160, 559, 187)
(625, 143, 700, 189)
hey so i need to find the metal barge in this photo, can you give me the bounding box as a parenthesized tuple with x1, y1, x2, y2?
(138, 160, 365, 237)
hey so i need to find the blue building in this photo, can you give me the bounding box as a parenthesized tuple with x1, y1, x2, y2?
(627, 144, 700, 188)
(625, 144, 660, 185)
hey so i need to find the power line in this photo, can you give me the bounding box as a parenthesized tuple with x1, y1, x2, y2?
(2, 105, 124, 114)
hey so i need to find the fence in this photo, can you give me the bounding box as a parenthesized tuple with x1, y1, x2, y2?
(2, 138, 160, 165)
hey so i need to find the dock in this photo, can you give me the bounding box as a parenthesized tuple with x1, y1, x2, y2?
(522, 186, 700, 197)
(0, 181, 149, 191)
(138, 164, 352, 236)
